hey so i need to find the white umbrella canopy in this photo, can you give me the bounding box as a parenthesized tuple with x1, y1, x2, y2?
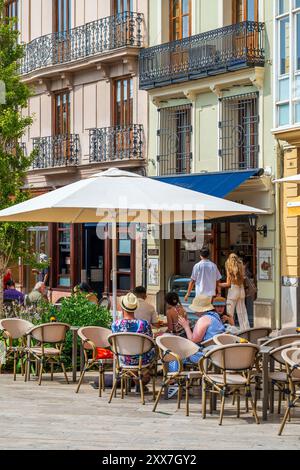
(0, 168, 265, 320)
(0, 168, 265, 223)
(273, 174, 300, 184)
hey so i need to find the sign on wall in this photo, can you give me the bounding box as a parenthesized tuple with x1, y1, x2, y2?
(258, 249, 273, 281)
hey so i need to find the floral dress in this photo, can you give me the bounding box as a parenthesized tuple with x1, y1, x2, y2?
(111, 319, 156, 366)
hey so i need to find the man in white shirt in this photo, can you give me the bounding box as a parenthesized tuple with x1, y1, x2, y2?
(133, 286, 159, 327)
(184, 247, 222, 301)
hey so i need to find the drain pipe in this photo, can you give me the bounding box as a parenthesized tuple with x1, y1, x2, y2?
(274, 141, 284, 330)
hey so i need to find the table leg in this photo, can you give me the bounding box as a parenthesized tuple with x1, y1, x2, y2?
(80, 342, 84, 372)
(262, 351, 269, 421)
(72, 329, 78, 383)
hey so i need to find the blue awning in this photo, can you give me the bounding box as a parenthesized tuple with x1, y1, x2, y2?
(155, 170, 260, 198)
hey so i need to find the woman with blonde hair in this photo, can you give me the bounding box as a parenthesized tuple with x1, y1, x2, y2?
(219, 253, 250, 330)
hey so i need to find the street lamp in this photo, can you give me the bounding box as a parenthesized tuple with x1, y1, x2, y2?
(249, 214, 268, 238)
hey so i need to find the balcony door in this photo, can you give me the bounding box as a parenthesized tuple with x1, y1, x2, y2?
(53, 90, 71, 165)
(233, 0, 259, 57)
(113, 0, 134, 47)
(55, 0, 72, 62)
(113, 78, 133, 160)
(169, 1, 191, 75)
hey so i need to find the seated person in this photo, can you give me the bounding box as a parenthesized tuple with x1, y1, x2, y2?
(111, 292, 156, 387)
(212, 296, 240, 335)
(165, 292, 187, 337)
(74, 282, 98, 304)
(173, 295, 225, 369)
(133, 286, 159, 327)
(27, 281, 48, 305)
(4, 280, 24, 305)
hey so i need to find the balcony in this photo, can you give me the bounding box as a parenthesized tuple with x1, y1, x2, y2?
(32, 134, 80, 169)
(20, 12, 144, 76)
(89, 125, 144, 164)
(139, 21, 265, 90)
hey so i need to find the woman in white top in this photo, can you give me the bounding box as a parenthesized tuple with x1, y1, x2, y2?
(219, 253, 250, 331)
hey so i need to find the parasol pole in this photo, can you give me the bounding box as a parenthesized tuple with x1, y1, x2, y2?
(111, 212, 118, 322)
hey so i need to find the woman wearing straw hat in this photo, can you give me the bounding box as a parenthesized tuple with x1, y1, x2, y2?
(167, 295, 225, 373)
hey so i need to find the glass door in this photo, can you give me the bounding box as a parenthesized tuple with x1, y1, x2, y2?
(113, 77, 133, 159)
(55, 0, 72, 62)
(83, 225, 105, 298)
(169, 0, 191, 74)
(54, 90, 71, 164)
(233, 0, 259, 56)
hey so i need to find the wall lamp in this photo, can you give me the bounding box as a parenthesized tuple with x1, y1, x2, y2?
(249, 214, 268, 238)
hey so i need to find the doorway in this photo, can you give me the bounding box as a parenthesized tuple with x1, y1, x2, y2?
(83, 224, 105, 298)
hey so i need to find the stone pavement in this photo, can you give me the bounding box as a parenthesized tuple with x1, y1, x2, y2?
(0, 373, 299, 450)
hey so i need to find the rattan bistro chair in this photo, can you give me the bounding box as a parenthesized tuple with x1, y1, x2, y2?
(26, 322, 70, 385)
(76, 326, 112, 396)
(108, 332, 157, 405)
(213, 333, 246, 346)
(153, 335, 202, 416)
(0, 319, 33, 380)
(200, 343, 260, 425)
(263, 335, 300, 350)
(267, 341, 300, 415)
(279, 347, 300, 435)
(237, 327, 272, 344)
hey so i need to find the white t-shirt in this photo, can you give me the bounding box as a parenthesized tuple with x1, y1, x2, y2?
(191, 259, 222, 297)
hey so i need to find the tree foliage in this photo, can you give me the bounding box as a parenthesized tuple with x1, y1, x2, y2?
(0, 0, 36, 312)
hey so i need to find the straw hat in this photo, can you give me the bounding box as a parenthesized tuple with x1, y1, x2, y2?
(121, 292, 138, 313)
(212, 296, 227, 307)
(189, 295, 214, 313)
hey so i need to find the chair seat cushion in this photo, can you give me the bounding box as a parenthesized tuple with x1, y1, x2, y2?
(30, 347, 60, 356)
(206, 373, 247, 385)
(95, 348, 114, 360)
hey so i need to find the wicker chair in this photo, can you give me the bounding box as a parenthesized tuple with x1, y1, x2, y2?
(0, 318, 33, 380)
(76, 326, 112, 397)
(237, 327, 272, 344)
(279, 347, 300, 435)
(213, 333, 245, 346)
(200, 343, 260, 425)
(108, 332, 157, 405)
(263, 334, 300, 350)
(26, 322, 70, 385)
(153, 335, 202, 416)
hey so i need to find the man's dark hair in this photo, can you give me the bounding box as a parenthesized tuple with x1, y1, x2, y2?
(79, 282, 92, 293)
(200, 247, 210, 259)
(165, 292, 180, 307)
(6, 279, 15, 288)
(133, 286, 147, 297)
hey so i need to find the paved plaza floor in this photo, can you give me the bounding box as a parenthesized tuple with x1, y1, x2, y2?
(0, 373, 299, 450)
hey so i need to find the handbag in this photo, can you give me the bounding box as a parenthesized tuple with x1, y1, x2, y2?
(244, 276, 257, 298)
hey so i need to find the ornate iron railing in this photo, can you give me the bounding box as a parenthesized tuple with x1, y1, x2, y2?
(139, 21, 265, 90)
(32, 134, 79, 169)
(89, 125, 144, 163)
(21, 12, 144, 75)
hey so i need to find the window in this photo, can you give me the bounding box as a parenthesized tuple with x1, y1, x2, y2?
(114, 0, 133, 14)
(55, 0, 71, 32)
(275, 0, 300, 127)
(57, 224, 71, 287)
(5, 0, 18, 30)
(114, 77, 133, 126)
(54, 91, 70, 135)
(157, 104, 192, 176)
(219, 93, 259, 171)
(169, 0, 191, 41)
(233, 0, 259, 22)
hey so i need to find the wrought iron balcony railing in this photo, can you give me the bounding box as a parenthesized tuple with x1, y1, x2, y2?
(139, 21, 265, 90)
(21, 12, 144, 75)
(32, 134, 80, 169)
(89, 125, 144, 163)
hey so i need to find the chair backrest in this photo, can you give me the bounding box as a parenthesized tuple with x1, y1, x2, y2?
(0, 318, 34, 339)
(264, 334, 300, 350)
(238, 327, 272, 344)
(205, 343, 259, 371)
(78, 326, 111, 350)
(156, 335, 200, 362)
(28, 323, 70, 343)
(270, 341, 300, 366)
(108, 332, 155, 357)
(213, 334, 243, 346)
(278, 328, 300, 336)
(281, 348, 300, 379)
